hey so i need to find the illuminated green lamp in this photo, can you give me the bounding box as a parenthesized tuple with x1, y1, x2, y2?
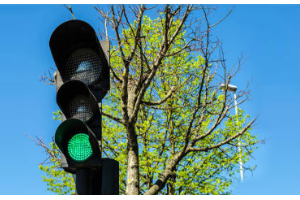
(55, 118, 101, 171)
(67, 133, 93, 161)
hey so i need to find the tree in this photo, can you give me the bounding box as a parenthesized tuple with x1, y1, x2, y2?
(37, 4, 259, 195)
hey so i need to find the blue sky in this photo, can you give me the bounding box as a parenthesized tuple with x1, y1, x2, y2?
(0, 4, 300, 195)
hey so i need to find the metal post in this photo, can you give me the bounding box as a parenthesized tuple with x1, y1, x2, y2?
(76, 168, 91, 195)
(101, 158, 119, 195)
(234, 92, 244, 182)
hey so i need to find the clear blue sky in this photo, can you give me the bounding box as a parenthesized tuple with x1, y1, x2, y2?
(0, 4, 300, 195)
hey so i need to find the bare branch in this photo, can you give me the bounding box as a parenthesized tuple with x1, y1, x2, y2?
(145, 151, 186, 195)
(188, 117, 257, 152)
(102, 111, 124, 125)
(63, 4, 76, 20)
(39, 70, 55, 85)
(141, 86, 175, 106)
(210, 6, 234, 28)
(25, 133, 60, 163)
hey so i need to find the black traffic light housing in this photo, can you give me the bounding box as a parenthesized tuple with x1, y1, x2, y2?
(50, 19, 110, 101)
(50, 19, 119, 195)
(50, 20, 106, 174)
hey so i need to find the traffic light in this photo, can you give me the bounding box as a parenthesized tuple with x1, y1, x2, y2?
(49, 19, 118, 194)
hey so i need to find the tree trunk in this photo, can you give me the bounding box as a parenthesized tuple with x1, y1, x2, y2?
(126, 123, 139, 195)
(126, 84, 140, 195)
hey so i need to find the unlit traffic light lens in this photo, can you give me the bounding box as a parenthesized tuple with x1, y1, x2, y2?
(68, 133, 93, 161)
(68, 96, 93, 122)
(64, 48, 103, 85)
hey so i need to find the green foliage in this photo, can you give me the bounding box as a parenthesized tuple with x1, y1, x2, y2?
(53, 110, 62, 121)
(39, 142, 75, 195)
(104, 15, 258, 194)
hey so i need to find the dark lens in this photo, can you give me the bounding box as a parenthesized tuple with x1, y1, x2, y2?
(64, 48, 102, 85)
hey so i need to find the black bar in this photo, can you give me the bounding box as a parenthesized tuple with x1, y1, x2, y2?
(101, 158, 119, 195)
(76, 168, 91, 195)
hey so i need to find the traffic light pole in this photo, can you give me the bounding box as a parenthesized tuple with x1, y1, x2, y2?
(76, 168, 91, 195)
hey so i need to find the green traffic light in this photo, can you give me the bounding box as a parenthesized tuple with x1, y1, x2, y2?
(67, 133, 93, 161)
